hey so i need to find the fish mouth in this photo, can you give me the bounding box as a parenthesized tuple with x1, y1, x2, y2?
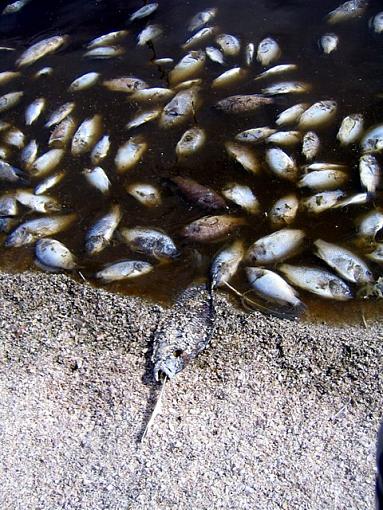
(153, 351, 186, 381)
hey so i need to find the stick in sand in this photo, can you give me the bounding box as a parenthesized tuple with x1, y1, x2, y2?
(141, 375, 168, 442)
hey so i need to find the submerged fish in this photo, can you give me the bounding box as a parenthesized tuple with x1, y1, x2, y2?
(96, 260, 153, 282)
(170, 176, 226, 211)
(210, 240, 245, 289)
(16, 35, 68, 67)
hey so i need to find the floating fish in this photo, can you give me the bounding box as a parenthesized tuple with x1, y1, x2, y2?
(262, 81, 311, 96)
(225, 141, 260, 174)
(86, 30, 129, 49)
(126, 183, 161, 208)
(170, 176, 226, 211)
(206, 46, 224, 64)
(337, 113, 364, 145)
(115, 136, 147, 173)
(5, 214, 76, 247)
(15, 190, 60, 213)
(181, 215, 245, 242)
(96, 260, 153, 282)
(269, 194, 299, 228)
(0, 91, 23, 113)
(130, 3, 158, 22)
(302, 131, 320, 160)
(215, 94, 273, 114)
(85, 204, 122, 255)
(211, 67, 247, 88)
(160, 87, 200, 128)
(210, 240, 245, 289)
(246, 228, 305, 264)
(120, 227, 178, 260)
(215, 33, 241, 56)
(84, 46, 125, 59)
(71, 115, 102, 156)
(45, 102, 75, 128)
(188, 8, 218, 32)
(31, 149, 64, 177)
(254, 64, 298, 81)
(16, 35, 68, 67)
(90, 135, 110, 165)
(49, 116, 77, 148)
(276, 103, 310, 126)
(266, 147, 298, 182)
(68, 72, 100, 92)
(35, 238, 76, 271)
(320, 33, 339, 54)
(235, 126, 276, 144)
(82, 166, 111, 194)
(103, 76, 148, 93)
(359, 154, 381, 194)
(327, 0, 367, 25)
(257, 37, 281, 66)
(169, 51, 206, 85)
(298, 100, 337, 129)
(221, 183, 260, 214)
(183, 27, 217, 50)
(137, 24, 163, 46)
(176, 127, 206, 157)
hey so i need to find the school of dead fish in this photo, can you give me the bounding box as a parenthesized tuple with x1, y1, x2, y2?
(0, 0, 383, 378)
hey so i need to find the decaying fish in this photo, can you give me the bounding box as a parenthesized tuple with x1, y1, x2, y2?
(235, 126, 276, 144)
(86, 30, 129, 49)
(16, 35, 68, 67)
(225, 141, 260, 174)
(85, 204, 122, 254)
(0, 160, 27, 184)
(5, 214, 76, 247)
(126, 183, 161, 208)
(188, 8, 218, 32)
(103, 76, 148, 93)
(34, 170, 65, 195)
(68, 72, 100, 92)
(302, 131, 320, 160)
(115, 136, 147, 173)
(359, 154, 381, 194)
(31, 149, 64, 177)
(15, 190, 60, 213)
(130, 3, 158, 22)
(210, 240, 245, 289)
(266, 147, 298, 182)
(160, 87, 200, 128)
(45, 102, 75, 128)
(269, 194, 299, 228)
(84, 46, 125, 59)
(96, 260, 153, 282)
(205, 46, 224, 64)
(320, 33, 339, 54)
(49, 116, 77, 147)
(276, 103, 310, 126)
(120, 227, 178, 261)
(137, 24, 163, 46)
(246, 228, 305, 265)
(254, 64, 297, 81)
(211, 67, 247, 88)
(215, 34, 241, 56)
(337, 113, 364, 145)
(0, 91, 23, 113)
(176, 127, 206, 157)
(182, 215, 245, 242)
(82, 166, 111, 194)
(267, 131, 301, 147)
(183, 27, 217, 50)
(25, 97, 45, 125)
(35, 238, 76, 271)
(91, 135, 110, 165)
(215, 94, 273, 114)
(169, 51, 206, 85)
(170, 176, 226, 211)
(327, 0, 367, 25)
(298, 100, 337, 129)
(221, 183, 260, 214)
(257, 37, 281, 66)
(262, 81, 311, 96)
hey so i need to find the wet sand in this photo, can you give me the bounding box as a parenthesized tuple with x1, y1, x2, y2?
(0, 270, 382, 509)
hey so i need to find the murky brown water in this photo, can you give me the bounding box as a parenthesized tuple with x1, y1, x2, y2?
(0, 0, 383, 323)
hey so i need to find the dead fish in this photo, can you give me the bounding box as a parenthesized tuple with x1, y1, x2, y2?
(176, 127, 206, 157)
(5, 214, 76, 247)
(211, 67, 247, 88)
(3, 128, 25, 149)
(0, 145, 10, 160)
(181, 215, 245, 242)
(91, 135, 110, 165)
(0, 91, 23, 113)
(246, 228, 305, 264)
(35, 238, 76, 271)
(314, 239, 373, 284)
(15, 190, 60, 213)
(225, 141, 260, 174)
(96, 260, 153, 282)
(276, 102, 310, 126)
(0, 71, 20, 86)
(86, 30, 129, 49)
(30, 149, 64, 177)
(206, 46, 224, 64)
(327, 0, 367, 24)
(25, 97, 45, 125)
(103, 76, 148, 93)
(302, 131, 320, 160)
(34, 170, 65, 195)
(152, 284, 214, 380)
(131, 87, 173, 102)
(332, 192, 369, 209)
(169, 50, 206, 85)
(20, 139, 38, 169)
(84, 46, 125, 59)
(0, 217, 18, 233)
(183, 26, 217, 50)
(174, 79, 203, 91)
(257, 37, 281, 66)
(82, 166, 111, 194)
(359, 154, 381, 194)
(262, 81, 311, 96)
(301, 190, 346, 214)
(159, 87, 200, 128)
(16, 35, 68, 67)
(245, 42, 255, 66)
(279, 264, 353, 300)
(71, 114, 102, 156)
(266, 130, 301, 147)
(0, 160, 27, 184)
(210, 240, 245, 289)
(0, 194, 17, 216)
(126, 183, 161, 207)
(130, 3, 158, 22)
(120, 227, 178, 260)
(235, 126, 276, 144)
(266, 147, 298, 182)
(34, 67, 53, 78)
(337, 113, 364, 145)
(126, 108, 161, 130)
(356, 210, 383, 240)
(45, 102, 75, 127)
(298, 100, 337, 129)
(221, 183, 260, 214)
(153, 57, 174, 65)
(170, 176, 226, 211)
(49, 115, 77, 147)
(137, 24, 163, 46)
(246, 267, 303, 309)
(3, 0, 31, 15)
(269, 194, 299, 228)
(360, 124, 383, 153)
(85, 204, 122, 255)
(68, 72, 100, 92)
(320, 33, 339, 54)
(370, 12, 383, 33)
(303, 162, 347, 171)
(366, 244, 383, 264)
(115, 136, 147, 173)
(215, 94, 273, 114)
(188, 8, 218, 31)
(215, 33, 241, 56)
(298, 169, 348, 191)
(254, 64, 298, 81)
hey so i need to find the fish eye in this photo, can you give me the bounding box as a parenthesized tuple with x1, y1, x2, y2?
(173, 349, 184, 358)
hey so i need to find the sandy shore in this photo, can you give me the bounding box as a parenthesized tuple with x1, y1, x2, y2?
(0, 270, 382, 509)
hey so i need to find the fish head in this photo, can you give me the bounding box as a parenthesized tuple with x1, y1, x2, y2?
(153, 349, 191, 381)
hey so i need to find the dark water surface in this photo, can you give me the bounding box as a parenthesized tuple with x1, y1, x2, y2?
(0, 0, 383, 323)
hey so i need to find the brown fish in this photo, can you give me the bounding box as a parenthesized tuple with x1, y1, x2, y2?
(103, 77, 148, 93)
(170, 176, 227, 211)
(214, 94, 273, 114)
(181, 215, 245, 242)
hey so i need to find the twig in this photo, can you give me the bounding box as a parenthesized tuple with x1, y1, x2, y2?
(140, 375, 167, 443)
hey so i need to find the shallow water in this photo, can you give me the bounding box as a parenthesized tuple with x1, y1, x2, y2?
(0, 0, 383, 323)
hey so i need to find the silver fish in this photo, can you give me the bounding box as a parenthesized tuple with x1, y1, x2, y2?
(176, 127, 206, 157)
(205, 46, 224, 64)
(3, 128, 25, 149)
(20, 139, 38, 169)
(3, 0, 31, 15)
(0, 91, 23, 113)
(298, 170, 348, 191)
(120, 227, 178, 260)
(49, 115, 77, 148)
(131, 87, 173, 102)
(68, 72, 100, 92)
(126, 183, 161, 208)
(266, 147, 297, 182)
(245, 42, 255, 66)
(137, 25, 163, 46)
(298, 100, 337, 129)
(188, 8, 218, 32)
(183, 26, 217, 50)
(5, 214, 76, 247)
(269, 194, 299, 228)
(82, 167, 111, 194)
(225, 141, 260, 174)
(0, 194, 17, 216)
(126, 108, 161, 130)
(84, 46, 125, 59)
(34, 67, 53, 78)
(301, 190, 346, 214)
(16, 35, 68, 67)
(221, 183, 260, 214)
(210, 240, 245, 289)
(332, 192, 369, 209)
(103, 76, 148, 93)
(31, 149, 64, 177)
(359, 154, 381, 194)
(34, 170, 65, 195)
(276, 103, 309, 126)
(169, 51, 206, 85)
(254, 64, 298, 81)
(246, 267, 303, 309)
(130, 3, 158, 22)
(246, 228, 305, 265)
(360, 124, 383, 153)
(262, 81, 311, 96)
(320, 33, 339, 54)
(211, 67, 247, 88)
(0, 160, 27, 184)
(96, 260, 153, 282)
(302, 131, 320, 160)
(266, 130, 301, 147)
(356, 210, 383, 240)
(327, 0, 367, 24)
(115, 136, 147, 173)
(160, 87, 200, 128)
(71, 115, 102, 156)
(15, 190, 60, 213)
(35, 238, 76, 271)
(25, 97, 45, 125)
(45, 102, 75, 128)
(0, 71, 20, 85)
(370, 12, 383, 33)
(337, 113, 364, 145)
(257, 37, 281, 66)
(91, 135, 110, 165)
(86, 30, 129, 49)
(235, 126, 276, 144)
(85, 205, 122, 255)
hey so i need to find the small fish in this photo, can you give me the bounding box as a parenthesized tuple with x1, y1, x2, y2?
(5, 214, 76, 247)
(360, 124, 383, 153)
(298, 100, 337, 129)
(266, 147, 298, 182)
(320, 33, 339, 54)
(181, 215, 245, 242)
(0, 91, 23, 113)
(16, 35, 68, 67)
(262, 81, 311, 96)
(215, 33, 241, 56)
(246, 228, 305, 265)
(103, 76, 148, 93)
(337, 113, 364, 145)
(206, 46, 224, 64)
(170, 51, 207, 85)
(301, 190, 345, 214)
(45, 102, 75, 127)
(0, 71, 20, 86)
(302, 131, 320, 160)
(120, 227, 178, 260)
(48, 115, 77, 147)
(174, 79, 203, 91)
(298, 169, 348, 191)
(0, 161, 27, 184)
(183, 26, 217, 50)
(0, 194, 17, 216)
(303, 162, 347, 171)
(267, 130, 301, 147)
(35, 238, 76, 271)
(210, 240, 245, 289)
(356, 210, 383, 240)
(34, 170, 65, 195)
(235, 126, 276, 144)
(3, 128, 25, 149)
(211, 67, 247, 88)
(370, 12, 383, 33)
(254, 64, 297, 81)
(68, 72, 100, 92)
(215, 94, 273, 114)
(126, 183, 161, 207)
(188, 8, 218, 32)
(86, 30, 129, 49)
(225, 141, 260, 174)
(221, 183, 260, 214)
(3, 0, 31, 15)
(25, 97, 45, 125)
(170, 176, 226, 211)
(31, 149, 64, 177)
(85, 204, 122, 255)
(84, 46, 125, 59)
(91, 135, 110, 165)
(126, 108, 161, 130)
(314, 239, 373, 284)
(257, 37, 281, 66)
(115, 136, 147, 173)
(153, 57, 174, 65)
(176, 127, 206, 157)
(96, 260, 153, 282)
(20, 139, 38, 169)
(246, 267, 304, 309)
(278, 264, 353, 300)
(130, 3, 158, 22)
(269, 194, 299, 228)
(159, 87, 200, 128)
(137, 24, 163, 46)
(131, 87, 173, 102)
(245, 42, 255, 66)
(15, 190, 60, 213)
(332, 192, 369, 209)
(359, 154, 381, 194)
(71, 114, 102, 156)
(327, 0, 367, 24)
(276, 103, 309, 126)
(82, 166, 111, 194)
(34, 67, 53, 78)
